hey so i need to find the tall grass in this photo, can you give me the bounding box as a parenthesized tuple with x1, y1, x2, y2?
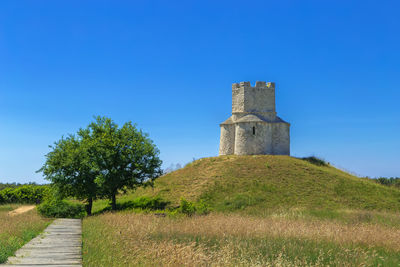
(0, 205, 52, 263)
(83, 212, 400, 266)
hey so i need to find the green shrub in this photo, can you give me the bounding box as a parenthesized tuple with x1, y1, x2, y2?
(0, 188, 16, 203)
(178, 198, 196, 216)
(374, 177, 400, 188)
(301, 156, 328, 166)
(0, 185, 50, 204)
(37, 199, 86, 218)
(176, 198, 211, 216)
(195, 200, 211, 215)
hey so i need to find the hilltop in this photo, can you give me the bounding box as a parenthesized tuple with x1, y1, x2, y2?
(131, 155, 400, 213)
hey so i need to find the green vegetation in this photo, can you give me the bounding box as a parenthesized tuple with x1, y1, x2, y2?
(300, 156, 329, 166)
(126, 196, 169, 210)
(40, 116, 162, 215)
(128, 155, 400, 213)
(373, 177, 400, 188)
(174, 198, 211, 216)
(0, 182, 41, 191)
(90, 195, 210, 217)
(0, 205, 51, 263)
(91, 196, 170, 214)
(0, 184, 50, 204)
(37, 198, 86, 219)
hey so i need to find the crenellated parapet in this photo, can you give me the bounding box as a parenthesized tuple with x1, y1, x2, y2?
(232, 81, 275, 89)
(232, 81, 276, 118)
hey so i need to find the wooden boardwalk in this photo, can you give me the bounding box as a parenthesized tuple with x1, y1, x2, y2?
(3, 219, 82, 267)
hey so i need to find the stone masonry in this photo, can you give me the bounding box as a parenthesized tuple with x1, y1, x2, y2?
(219, 81, 290, 155)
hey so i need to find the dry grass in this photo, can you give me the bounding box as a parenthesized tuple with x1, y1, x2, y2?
(83, 212, 400, 266)
(0, 205, 52, 263)
(156, 214, 400, 251)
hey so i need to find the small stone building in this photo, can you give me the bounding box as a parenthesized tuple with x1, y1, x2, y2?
(219, 81, 290, 155)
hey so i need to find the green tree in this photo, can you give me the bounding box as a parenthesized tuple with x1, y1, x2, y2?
(40, 116, 162, 213)
(40, 134, 98, 215)
(86, 116, 162, 210)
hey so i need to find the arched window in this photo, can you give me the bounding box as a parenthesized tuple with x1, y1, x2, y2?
(253, 126, 255, 135)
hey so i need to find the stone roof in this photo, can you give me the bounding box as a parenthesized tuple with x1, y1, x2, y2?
(220, 116, 235, 125)
(275, 116, 290, 124)
(221, 114, 290, 125)
(236, 114, 266, 123)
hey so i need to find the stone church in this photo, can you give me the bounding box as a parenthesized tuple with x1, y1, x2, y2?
(219, 81, 290, 155)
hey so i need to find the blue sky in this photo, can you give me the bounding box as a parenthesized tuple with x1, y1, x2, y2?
(0, 0, 399, 183)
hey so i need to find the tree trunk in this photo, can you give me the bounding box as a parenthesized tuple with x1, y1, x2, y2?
(111, 194, 117, 211)
(86, 197, 93, 216)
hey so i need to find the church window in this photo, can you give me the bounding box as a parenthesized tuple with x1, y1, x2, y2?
(253, 126, 255, 135)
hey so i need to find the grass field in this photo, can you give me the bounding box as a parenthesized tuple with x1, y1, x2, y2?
(82, 155, 400, 266)
(83, 211, 400, 266)
(0, 205, 52, 263)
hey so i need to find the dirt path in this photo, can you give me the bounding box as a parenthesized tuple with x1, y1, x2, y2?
(8, 205, 36, 216)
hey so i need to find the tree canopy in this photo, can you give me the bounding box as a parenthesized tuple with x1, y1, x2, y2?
(40, 116, 162, 214)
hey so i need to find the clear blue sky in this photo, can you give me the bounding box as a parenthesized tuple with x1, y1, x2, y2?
(1, 0, 399, 183)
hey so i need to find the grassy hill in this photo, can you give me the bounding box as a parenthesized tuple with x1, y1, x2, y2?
(130, 155, 400, 213)
(85, 156, 400, 266)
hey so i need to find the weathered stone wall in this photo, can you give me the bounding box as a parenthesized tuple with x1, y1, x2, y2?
(232, 86, 244, 113)
(271, 122, 290, 155)
(232, 81, 276, 115)
(219, 124, 235, 155)
(234, 122, 272, 155)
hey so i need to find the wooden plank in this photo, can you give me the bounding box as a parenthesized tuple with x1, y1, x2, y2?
(3, 219, 82, 267)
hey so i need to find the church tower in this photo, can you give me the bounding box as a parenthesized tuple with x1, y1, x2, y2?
(219, 81, 290, 155)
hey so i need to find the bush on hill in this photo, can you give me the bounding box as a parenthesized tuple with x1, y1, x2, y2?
(374, 177, 400, 188)
(300, 156, 329, 166)
(176, 198, 211, 216)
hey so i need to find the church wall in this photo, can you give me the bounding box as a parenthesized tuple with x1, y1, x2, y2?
(219, 124, 235, 155)
(271, 123, 290, 155)
(234, 122, 272, 155)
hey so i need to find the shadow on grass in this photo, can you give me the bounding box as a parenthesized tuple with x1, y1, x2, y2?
(92, 197, 170, 216)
